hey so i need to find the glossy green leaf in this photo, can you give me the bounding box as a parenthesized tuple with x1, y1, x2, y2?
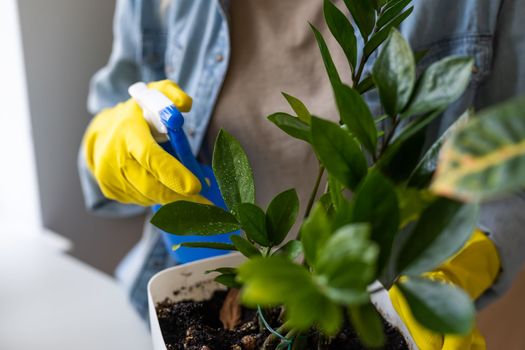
(377, 0, 412, 28)
(324, 0, 357, 71)
(274, 240, 303, 260)
(432, 96, 525, 201)
(409, 109, 472, 188)
(267, 112, 311, 143)
(206, 267, 238, 275)
(214, 273, 242, 289)
(151, 201, 240, 235)
(397, 198, 479, 275)
(364, 7, 413, 57)
(398, 277, 475, 334)
(311, 22, 377, 152)
(310, 23, 342, 89)
(238, 256, 343, 335)
(403, 56, 474, 117)
(311, 117, 368, 190)
(328, 174, 345, 211)
(174, 242, 236, 250)
(336, 83, 378, 154)
(332, 199, 355, 232)
(349, 302, 386, 348)
(414, 48, 429, 64)
(372, 29, 415, 116)
(266, 189, 300, 246)
(300, 204, 332, 267)
(237, 203, 270, 246)
(316, 224, 378, 305)
(396, 187, 435, 228)
(352, 171, 400, 273)
(343, 0, 376, 39)
(281, 92, 312, 124)
(356, 75, 375, 94)
(230, 235, 261, 258)
(379, 124, 427, 182)
(213, 129, 255, 217)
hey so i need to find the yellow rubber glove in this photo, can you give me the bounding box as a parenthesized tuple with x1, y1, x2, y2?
(390, 229, 500, 350)
(83, 80, 208, 206)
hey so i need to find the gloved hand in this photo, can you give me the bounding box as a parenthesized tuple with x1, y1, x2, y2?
(390, 229, 500, 350)
(83, 80, 208, 206)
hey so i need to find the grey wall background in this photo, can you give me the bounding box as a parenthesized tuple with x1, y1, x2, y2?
(17, 0, 145, 274)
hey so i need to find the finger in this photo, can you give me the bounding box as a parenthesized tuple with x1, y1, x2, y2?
(100, 173, 156, 206)
(126, 127, 202, 195)
(148, 80, 193, 112)
(123, 162, 209, 205)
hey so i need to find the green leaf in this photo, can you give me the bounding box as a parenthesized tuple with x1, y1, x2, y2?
(398, 277, 475, 334)
(372, 29, 415, 116)
(310, 23, 342, 89)
(311, 117, 368, 190)
(311, 23, 377, 153)
(415, 48, 429, 64)
(396, 187, 435, 228)
(397, 198, 479, 275)
(331, 198, 355, 231)
(206, 267, 238, 275)
(213, 129, 255, 217)
(316, 224, 378, 305)
(327, 174, 345, 211)
(349, 302, 385, 348)
(356, 75, 375, 94)
(352, 171, 400, 274)
(151, 201, 240, 235)
(343, 0, 376, 39)
(377, 0, 412, 28)
(230, 235, 261, 258)
(175, 242, 236, 250)
(409, 109, 472, 188)
(364, 6, 413, 57)
(267, 112, 311, 143)
(237, 203, 270, 246)
(281, 92, 312, 124)
(336, 83, 378, 154)
(379, 124, 427, 182)
(432, 96, 525, 201)
(266, 189, 300, 246)
(274, 240, 303, 260)
(318, 192, 335, 213)
(324, 0, 357, 71)
(300, 204, 332, 267)
(238, 256, 343, 335)
(403, 56, 474, 117)
(215, 274, 242, 289)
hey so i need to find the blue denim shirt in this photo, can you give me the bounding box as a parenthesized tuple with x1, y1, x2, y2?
(79, 0, 525, 320)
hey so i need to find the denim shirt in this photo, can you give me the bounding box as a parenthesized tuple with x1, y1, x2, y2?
(79, 0, 525, 320)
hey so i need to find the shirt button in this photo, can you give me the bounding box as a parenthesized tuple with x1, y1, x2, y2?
(215, 53, 224, 62)
(188, 128, 196, 137)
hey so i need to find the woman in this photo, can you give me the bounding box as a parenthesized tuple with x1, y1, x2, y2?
(80, 0, 525, 348)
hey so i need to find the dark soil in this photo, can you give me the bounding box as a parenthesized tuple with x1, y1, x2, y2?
(156, 291, 408, 350)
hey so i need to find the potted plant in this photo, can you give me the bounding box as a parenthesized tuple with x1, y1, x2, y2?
(147, 0, 525, 348)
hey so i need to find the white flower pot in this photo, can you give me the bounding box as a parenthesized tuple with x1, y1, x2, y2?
(147, 253, 417, 349)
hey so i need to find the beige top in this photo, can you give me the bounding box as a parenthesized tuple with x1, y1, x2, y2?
(205, 0, 348, 210)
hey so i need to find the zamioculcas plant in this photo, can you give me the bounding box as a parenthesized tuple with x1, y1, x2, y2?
(151, 0, 525, 348)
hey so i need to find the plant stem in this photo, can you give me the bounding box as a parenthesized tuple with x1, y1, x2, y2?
(379, 115, 401, 157)
(304, 165, 325, 219)
(353, 58, 367, 84)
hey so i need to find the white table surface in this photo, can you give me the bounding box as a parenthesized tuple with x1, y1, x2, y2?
(0, 231, 152, 350)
